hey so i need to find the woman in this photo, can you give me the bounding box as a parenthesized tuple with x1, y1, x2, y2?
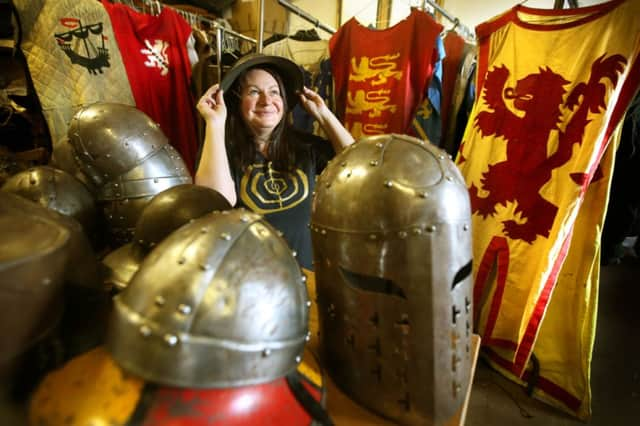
(195, 54, 354, 270)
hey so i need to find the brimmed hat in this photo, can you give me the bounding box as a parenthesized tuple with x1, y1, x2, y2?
(220, 53, 304, 107)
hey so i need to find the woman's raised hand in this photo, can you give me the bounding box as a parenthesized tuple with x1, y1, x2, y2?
(197, 84, 227, 127)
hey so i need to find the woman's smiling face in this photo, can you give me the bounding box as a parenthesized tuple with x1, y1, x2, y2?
(239, 68, 285, 138)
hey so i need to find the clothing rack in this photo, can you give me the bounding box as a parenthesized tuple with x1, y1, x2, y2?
(276, 0, 336, 35)
(112, 1, 257, 82)
(422, 0, 474, 40)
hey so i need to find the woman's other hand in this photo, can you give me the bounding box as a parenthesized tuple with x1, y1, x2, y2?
(298, 86, 329, 124)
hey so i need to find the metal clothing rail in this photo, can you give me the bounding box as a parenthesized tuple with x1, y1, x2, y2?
(115, 0, 257, 45)
(113, 1, 257, 81)
(422, 0, 474, 40)
(276, 0, 336, 35)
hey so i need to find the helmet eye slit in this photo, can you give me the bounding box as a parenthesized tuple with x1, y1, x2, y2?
(338, 267, 407, 299)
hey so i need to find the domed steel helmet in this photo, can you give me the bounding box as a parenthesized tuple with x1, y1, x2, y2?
(67, 102, 178, 188)
(0, 209, 69, 373)
(134, 184, 232, 251)
(102, 184, 232, 291)
(1, 165, 97, 234)
(66, 103, 192, 245)
(311, 134, 473, 425)
(0, 192, 103, 290)
(106, 209, 310, 388)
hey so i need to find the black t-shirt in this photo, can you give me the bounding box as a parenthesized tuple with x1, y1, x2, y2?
(231, 129, 334, 270)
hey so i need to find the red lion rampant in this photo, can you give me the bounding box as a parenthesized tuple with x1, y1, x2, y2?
(469, 53, 627, 243)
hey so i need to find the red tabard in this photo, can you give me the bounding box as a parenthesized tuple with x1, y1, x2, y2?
(329, 9, 442, 139)
(103, 1, 198, 175)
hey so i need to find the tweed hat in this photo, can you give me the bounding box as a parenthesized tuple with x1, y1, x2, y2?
(221, 53, 304, 107)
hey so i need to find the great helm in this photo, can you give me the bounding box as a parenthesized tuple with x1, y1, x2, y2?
(66, 102, 192, 244)
(106, 208, 310, 388)
(311, 134, 474, 425)
(220, 53, 304, 108)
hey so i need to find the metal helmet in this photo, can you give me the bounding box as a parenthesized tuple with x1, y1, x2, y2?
(1, 165, 97, 234)
(106, 209, 310, 388)
(0, 192, 103, 290)
(0, 210, 69, 372)
(97, 143, 192, 245)
(101, 242, 145, 292)
(102, 184, 231, 292)
(134, 184, 232, 251)
(66, 102, 177, 188)
(310, 134, 474, 425)
(65, 102, 192, 245)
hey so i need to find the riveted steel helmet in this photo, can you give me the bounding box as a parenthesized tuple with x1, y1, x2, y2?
(311, 134, 474, 425)
(67, 102, 176, 188)
(0, 210, 69, 373)
(0, 192, 103, 290)
(134, 184, 232, 251)
(102, 184, 232, 292)
(66, 103, 192, 245)
(106, 208, 310, 388)
(1, 165, 97, 234)
(98, 143, 192, 245)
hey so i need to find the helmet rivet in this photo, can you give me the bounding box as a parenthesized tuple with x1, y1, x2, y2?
(346, 170, 352, 178)
(384, 180, 393, 188)
(439, 154, 445, 160)
(155, 296, 166, 306)
(199, 263, 211, 271)
(376, 142, 384, 148)
(369, 234, 377, 240)
(412, 227, 422, 235)
(177, 304, 192, 315)
(369, 160, 378, 166)
(154, 178, 159, 183)
(295, 355, 302, 363)
(426, 225, 436, 233)
(326, 182, 331, 188)
(262, 348, 272, 357)
(301, 275, 307, 283)
(178, 257, 186, 265)
(463, 224, 469, 231)
(419, 191, 429, 198)
(305, 332, 311, 341)
(200, 227, 208, 234)
(42, 277, 51, 286)
(164, 334, 179, 346)
(320, 229, 327, 235)
(139, 325, 152, 337)
(277, 230, 284, 237)
(306, 300, 312, 307)
(220, 232, 231, 241)
(446, 176, 453, 181)
(398, 231, 407, 239)
(341, 161, 347, 167)
(292, 250, 297, 258)
(29, 178, 37, 185)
